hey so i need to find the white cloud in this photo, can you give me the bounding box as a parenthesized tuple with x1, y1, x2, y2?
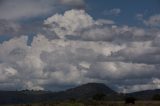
(0, 64, 18, 81)
(45, 10, 152, 42)
(0, 34, 125, 90)
(103, 8, 121, 16)
(0, 9, 160, 92)
(107, 41, 160, 64)
(81, 25, 149, 41)
(88, 62, 157, 80)
(119, 78, 160, 93)
(96, 19, 115, 25)
(44, 9, 95, 39)
(0, 34, 159, 92)
(44, 9, 117, 40)
(144, 14, 160, 27)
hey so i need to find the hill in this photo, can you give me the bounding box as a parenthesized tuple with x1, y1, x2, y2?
(0, 83, 117, 104)
(53, 83, 119, 101)
(1, 83, 160, 105)
(127, 89, 160, 100)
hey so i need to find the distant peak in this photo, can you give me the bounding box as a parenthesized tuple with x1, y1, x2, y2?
(79, 82, 108, 87)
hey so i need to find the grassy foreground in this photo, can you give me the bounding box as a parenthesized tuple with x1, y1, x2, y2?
(5, 101, 160, 106)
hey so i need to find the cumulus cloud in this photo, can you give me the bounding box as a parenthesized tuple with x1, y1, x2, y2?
(107, 41, 160, 64)
(44, 10, 155, 42)
(144, 14, 160, 27)
(0, 0, 87, 36)
(88, 62, 158, 80)
(81, 25, 150, 42)
(0, 34, 159, 92)
(0, 9, 160, 93)
(43, 10, 160, 92)
(44, 9, 94, 39)
(44, 9, 116, 40)
(0, 34, 125, 90)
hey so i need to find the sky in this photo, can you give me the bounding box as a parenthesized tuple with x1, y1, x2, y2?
(0, 0, 160, 93)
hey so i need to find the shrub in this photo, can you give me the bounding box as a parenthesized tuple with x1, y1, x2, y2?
(152, 94, 160, 100)
(92, 93, 106, 101)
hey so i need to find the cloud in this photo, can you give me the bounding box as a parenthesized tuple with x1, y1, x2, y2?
(87, 61, 160, 93)
(0, 34, 159, 92)
(103, 8, 121, 16)
(0, 0, 86, 20)
(81, 24, 157, 43)
(44, 9, 116, 40)
(107, 41, 160, 64)
(153, 34, 160, 47)
(0, 0, 56, 20)
(44, 9, 95, 39)
(96, 19, 115, 25)
(0, 9, 160, 93)
(0, 19, 21, 35)
(144, 14, 160, 27)
(43, 10, 160, 92)
(60, 0, 85, 8)
(136, 13, 144, 20)
(88, 62, 158, 80)
(119, 78, 160, 93)
(0, 0, 87, 36)
(44, 10, 155, 42)
(0, 33, 125, 90)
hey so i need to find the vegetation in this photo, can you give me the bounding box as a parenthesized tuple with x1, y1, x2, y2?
(5, 101, 160, 106)
(2, 83, 160, 106)
(92, 93, 106, 101)
(152, 94, 160, 100)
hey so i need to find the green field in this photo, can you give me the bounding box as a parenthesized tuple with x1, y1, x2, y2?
(5, 101, 160, 106)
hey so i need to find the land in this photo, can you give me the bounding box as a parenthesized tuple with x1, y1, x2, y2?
(4, 101, 160, 106)
(1, 83, 160, 106)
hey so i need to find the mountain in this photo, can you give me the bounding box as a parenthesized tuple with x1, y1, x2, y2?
(1, 83, 160, 105)
(0, 83, 117, 104)
(127, 89, 160, 100)
(55, 83, 117, 99)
